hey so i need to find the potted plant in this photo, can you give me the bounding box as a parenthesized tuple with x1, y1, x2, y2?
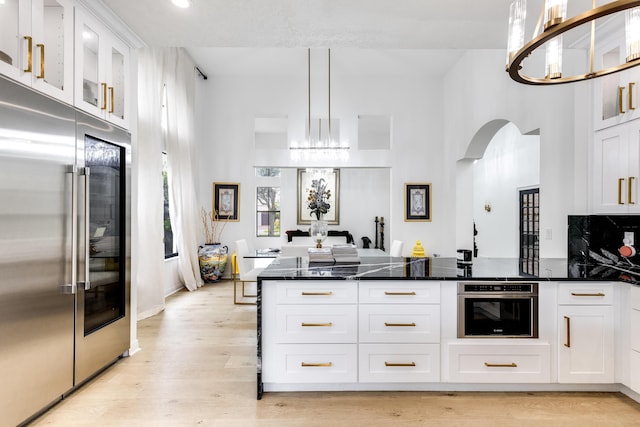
(198, 208, 229, 283)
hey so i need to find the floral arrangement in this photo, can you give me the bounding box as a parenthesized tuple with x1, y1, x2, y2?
(200, 208, 228, 244)
(307, 178, 331, 220)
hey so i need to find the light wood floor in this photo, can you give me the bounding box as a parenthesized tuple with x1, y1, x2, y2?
(31, 280, 640, 426)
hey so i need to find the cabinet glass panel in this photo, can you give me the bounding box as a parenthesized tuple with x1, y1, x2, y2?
(111, 46, 125, 120)
(0, 0, 20, 72)
(81, 24, 99, 107)
(602, 47, 620, 121)
(41, 0, 65, 91)
(85, 136, 125, 335)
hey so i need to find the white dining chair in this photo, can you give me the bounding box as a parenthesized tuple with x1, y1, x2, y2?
(233, 239, 264, 305)
(390, 240, 404, 257)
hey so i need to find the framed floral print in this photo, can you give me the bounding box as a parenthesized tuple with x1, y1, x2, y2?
(297, 168, 340, 225)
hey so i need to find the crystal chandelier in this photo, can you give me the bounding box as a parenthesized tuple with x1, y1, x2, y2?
(506, 0, 640, 84)
(290, 48, 349, 162)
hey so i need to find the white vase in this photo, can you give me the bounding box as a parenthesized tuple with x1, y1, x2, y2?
(310, 219, 328, 248)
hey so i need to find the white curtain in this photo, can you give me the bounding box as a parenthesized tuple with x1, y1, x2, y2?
(163, 48, 203, 291)
(135, 48, 167, 318)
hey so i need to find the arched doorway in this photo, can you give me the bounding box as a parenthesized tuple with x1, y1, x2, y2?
(456, 120, 540, 260)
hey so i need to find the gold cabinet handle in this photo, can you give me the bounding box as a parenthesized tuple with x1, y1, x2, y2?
(619, 178, 625, 204)
(301, 322, 332, 327)
(108, 86, 115, 113)
(301, 362, 332, 367)
(301, 291, 333, 296)
(564, 316, 571, 348)
(36, 43, 45, 79)
(384, 322, 416, 327)
(570, 292, 605, 297)
(484, 362, 517, 368)
(384, 291, 417, 296)
(385, 362, 416, 367)
(630, 176, 636, 204)
(23, 36, 33, 73)
(630, 82, 636, 110)
(620, 86, 626, 114)
(101, 83, 107, 110)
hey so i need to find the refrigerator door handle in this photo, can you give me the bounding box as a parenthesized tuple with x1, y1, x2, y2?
(60, 165, 78, 295)
(78, 167, 91, 291)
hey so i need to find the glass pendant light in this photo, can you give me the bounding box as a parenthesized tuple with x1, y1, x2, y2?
(506, 0, 527, 67)
(545, 35, 563, 79)
(626, 7, 640, 62)
(544, 0, 567, 30)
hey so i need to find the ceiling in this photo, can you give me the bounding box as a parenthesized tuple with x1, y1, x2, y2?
(101, 0, 514, 50)
(99, 0, 613, 76)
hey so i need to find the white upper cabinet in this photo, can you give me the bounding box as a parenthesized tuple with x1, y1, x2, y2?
(74, 8, 129, 129)
(0, 0, 74, 104)
(592, 120, 640, 213)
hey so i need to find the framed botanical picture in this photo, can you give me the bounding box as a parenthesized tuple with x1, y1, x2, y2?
(213, 182, 240, 221)
(404, 183, 431, 222)
(297, 168, 340, 225)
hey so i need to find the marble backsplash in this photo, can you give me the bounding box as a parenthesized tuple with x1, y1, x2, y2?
(568, 215, 640, 283)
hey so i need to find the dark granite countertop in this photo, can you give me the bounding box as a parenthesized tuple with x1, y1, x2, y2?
(257, 256, 640, 284)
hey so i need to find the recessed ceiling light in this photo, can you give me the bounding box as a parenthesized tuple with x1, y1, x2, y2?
(172, 0, 190, 8)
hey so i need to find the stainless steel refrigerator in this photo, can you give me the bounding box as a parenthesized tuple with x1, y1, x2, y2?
(0, 76, 131, 426)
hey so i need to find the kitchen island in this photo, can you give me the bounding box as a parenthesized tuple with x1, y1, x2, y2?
(257, 256, 640, 401)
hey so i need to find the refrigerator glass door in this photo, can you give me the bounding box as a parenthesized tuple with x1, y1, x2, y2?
(74, 112, 130, 385)
(84, 135, 125, 334)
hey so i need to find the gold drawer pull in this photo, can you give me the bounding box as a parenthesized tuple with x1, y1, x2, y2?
(484, 362, 517, 368)
(564, 316, 571, 348)
(384, 291, 416, 295)
(570, 292, 605, 297)
(619, 178, 625, 204)
(301, 291, 333, 296)
(385, 362, 416, 367)
(301, 322, 333, 327)
(301, 362, 332, 367)
(384, 322, 416, 327)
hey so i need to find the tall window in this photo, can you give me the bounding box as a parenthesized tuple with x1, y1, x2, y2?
(256, 187, 280, 237)
(162, 153, 177, 258)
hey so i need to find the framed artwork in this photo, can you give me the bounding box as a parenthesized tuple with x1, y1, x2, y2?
(213, 182, 240, 221)
(297, 168, 340, 225)
(404, 183, 431, 222)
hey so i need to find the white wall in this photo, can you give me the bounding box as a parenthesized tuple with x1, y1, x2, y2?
(193, 49, 455, 257)
(444, 49, 590, 258)
(473, 123, 540, 258)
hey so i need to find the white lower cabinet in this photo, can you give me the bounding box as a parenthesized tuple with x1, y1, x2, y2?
(359, 343, 440, 382)
(447, 342, 551, 383)
(557, 304, 615, 383)
(264, 344, 357, 383)
(630, 286, 640, 393)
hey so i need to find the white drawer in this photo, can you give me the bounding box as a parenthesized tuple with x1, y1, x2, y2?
(359, 343, 440, 383)
(359, 281, 440, 304)
(632, 286, 640, 310)
(557, 282, 614, 305)
(630, 350, 640, 394)
(359, 304, 440, 343)
(276, 305, 357, 343)
(447, 342, 551, 383)
(276, 281, 357, 304)
(263, 344, 357, 383)
(632, 309, 640, 352)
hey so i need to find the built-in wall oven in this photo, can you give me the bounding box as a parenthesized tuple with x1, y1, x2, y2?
(457, 282, 538, 338)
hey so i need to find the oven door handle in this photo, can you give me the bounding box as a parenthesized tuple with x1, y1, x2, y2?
(564, 315, 571, 348)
